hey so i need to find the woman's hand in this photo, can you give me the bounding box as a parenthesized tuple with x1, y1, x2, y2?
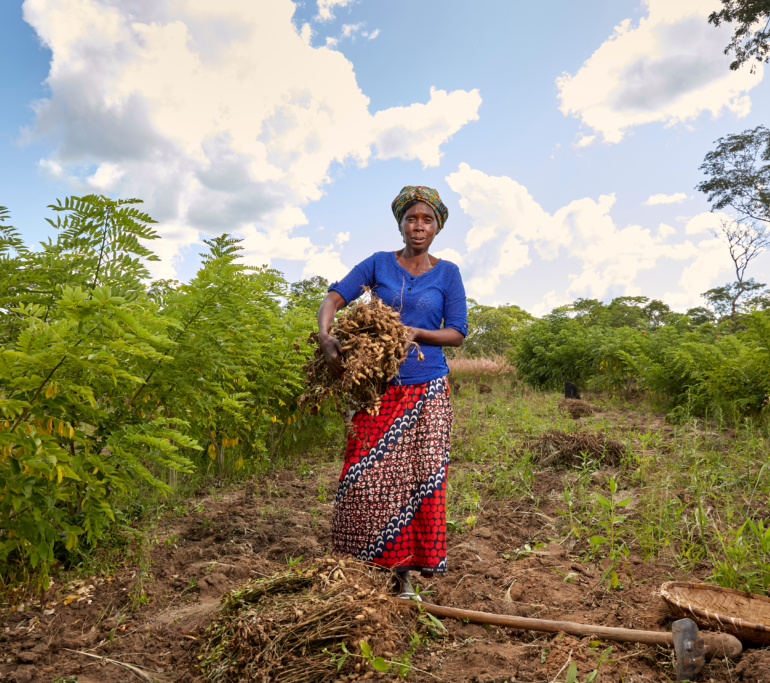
(320, 331, 345, 377)
(317, 291, 347, 377)
(402, 327, 420, 361)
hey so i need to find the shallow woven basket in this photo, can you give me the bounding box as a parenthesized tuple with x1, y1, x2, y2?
(660, 581, 770, 644)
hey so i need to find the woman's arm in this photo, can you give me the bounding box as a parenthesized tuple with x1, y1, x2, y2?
(318, 291, 347, 376)
(407, 327, 464, 348)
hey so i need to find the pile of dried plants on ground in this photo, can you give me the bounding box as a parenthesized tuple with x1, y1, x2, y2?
(532, 430, 625, 468)
(558, 398, 595, 419)
(198, 557, 415, 683)
(300, 290, 421, 416)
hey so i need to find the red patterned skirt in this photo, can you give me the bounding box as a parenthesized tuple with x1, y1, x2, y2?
(331, 376, 452, 574)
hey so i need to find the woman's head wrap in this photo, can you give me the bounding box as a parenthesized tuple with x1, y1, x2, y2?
(391, 186, 448, 232)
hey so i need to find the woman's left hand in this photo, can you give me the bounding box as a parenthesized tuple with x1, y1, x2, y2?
(402, 327, 420, 360)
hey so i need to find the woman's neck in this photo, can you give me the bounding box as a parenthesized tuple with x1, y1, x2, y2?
(395, 248, 439, 276)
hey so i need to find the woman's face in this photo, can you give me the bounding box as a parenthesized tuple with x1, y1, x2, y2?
(399, 201, 438, 251)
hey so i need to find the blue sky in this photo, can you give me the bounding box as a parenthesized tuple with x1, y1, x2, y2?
(2, 0, 769, 314)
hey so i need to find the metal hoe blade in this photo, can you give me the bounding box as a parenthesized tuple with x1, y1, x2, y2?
(672, 618, 707, 682)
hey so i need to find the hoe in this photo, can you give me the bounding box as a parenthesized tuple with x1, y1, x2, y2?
(396, 599, 742, 681)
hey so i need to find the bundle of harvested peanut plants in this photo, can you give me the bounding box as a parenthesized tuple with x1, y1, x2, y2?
(299, 290, 421, 416)
(198, 557, 412, 683)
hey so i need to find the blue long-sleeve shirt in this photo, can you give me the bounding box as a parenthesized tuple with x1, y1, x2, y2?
(329, 251, 468, 385)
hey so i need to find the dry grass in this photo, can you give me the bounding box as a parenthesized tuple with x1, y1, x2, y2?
(447, 355, 516, 379)
(558, 398, 595, 419)
(532, 430, 626, 468)
(199, 557, 413, 683)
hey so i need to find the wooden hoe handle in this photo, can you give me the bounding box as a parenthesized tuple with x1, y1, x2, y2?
(395, 599, 743, 660)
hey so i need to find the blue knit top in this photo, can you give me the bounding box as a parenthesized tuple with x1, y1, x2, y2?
(329, 251, 468, 385)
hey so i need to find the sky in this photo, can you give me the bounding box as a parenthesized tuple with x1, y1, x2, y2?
(2, 0, 770, 315)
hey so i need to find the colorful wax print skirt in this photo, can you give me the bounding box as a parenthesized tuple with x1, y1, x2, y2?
(331, 376, 452, 574)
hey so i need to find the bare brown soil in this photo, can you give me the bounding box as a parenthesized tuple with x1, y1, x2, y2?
(2, 455, 769, 682)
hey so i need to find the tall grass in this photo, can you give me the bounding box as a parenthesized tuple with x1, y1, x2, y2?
(448, 355, 516, 381)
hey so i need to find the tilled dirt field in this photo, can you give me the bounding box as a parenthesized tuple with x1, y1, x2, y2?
(2, 460, 770, 683)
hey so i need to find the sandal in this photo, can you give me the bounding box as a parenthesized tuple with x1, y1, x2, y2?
(396, 574, 422, 601)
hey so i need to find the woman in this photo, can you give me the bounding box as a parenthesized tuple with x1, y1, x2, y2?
(317, 185, 467, 598)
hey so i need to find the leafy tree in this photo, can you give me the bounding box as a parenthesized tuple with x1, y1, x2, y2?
(286, 276, 329, 312)
(709, 0, 770, 71)
(696, 130, 770, 321)
(696, 126, 770, 225)
(0, 196, 196, 584)
(0, 196, 318, 584)
(605, 296, 651, 329)
(513, 310, 648, 393)
(460, 300, 533, 358)
(515, 290, 770, 421)
(702, 278, 768, 320)
(569, 296, 673, 330)
(571, 298, 607, 326)
(747, 290, 770, 309)
(642, 299, 673, 329)
(140, 235, 307, 473)
(686, 306, 717, 325)
(692, 216, 770, 322)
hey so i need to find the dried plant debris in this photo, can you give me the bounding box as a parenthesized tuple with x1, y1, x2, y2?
(558, 398, 594, 419)
(299, 290, 420, 417)
(199, 558, 412, 683)
(532, 430, 625, 468)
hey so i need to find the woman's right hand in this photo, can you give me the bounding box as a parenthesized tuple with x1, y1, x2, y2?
(319, 332, 345, 377)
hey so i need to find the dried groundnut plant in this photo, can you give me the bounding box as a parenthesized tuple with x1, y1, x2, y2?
(299, 290, 422, 417)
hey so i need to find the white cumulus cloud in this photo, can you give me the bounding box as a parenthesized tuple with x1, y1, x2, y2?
(684, 211, 731, 234)
(645, 192, 690, 205)
(574, 134, 596, 148)
(432, 248, 464, 267)
(371, 87, 481, 168)
(341, 23, 362, 38)
(87, 163, 125, 190)
(316, 0, 355, 22)
(445, 163, 700, 311)
(557, 0, 764, 143)
(664, 233, 735, 308)
(23, 0, 480, 280)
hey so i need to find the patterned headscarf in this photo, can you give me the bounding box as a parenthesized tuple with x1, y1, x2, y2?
(391, 186, 449, 232)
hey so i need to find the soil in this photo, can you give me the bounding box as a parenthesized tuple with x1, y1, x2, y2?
(2, 447, 768, 682)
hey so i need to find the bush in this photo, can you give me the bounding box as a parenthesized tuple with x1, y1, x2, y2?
(451, 300, 533, 360)
(514, 297, 770, 421)
(0, 197, 319, 584)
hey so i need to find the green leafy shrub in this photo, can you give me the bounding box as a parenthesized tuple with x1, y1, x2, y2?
(0, 196, 319, 584)
(455, 300, 533, 360)
(515, 296, 770, 421)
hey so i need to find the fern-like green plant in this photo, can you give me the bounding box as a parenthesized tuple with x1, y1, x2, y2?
(0, 196, 318, 586)
(0, 196, 194, 584)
